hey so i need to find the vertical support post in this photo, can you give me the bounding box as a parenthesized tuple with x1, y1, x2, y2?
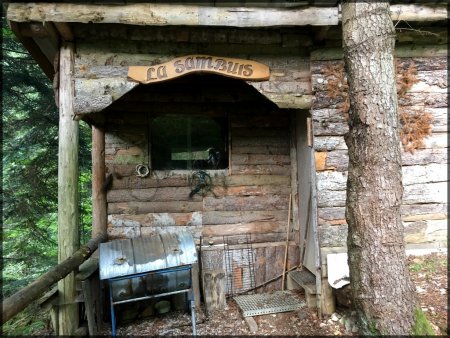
(289, 112, 300, 245)
(92, 122, 107, 238)
(57, 42, 79, 335)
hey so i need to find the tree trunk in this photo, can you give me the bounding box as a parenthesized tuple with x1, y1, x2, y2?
(57, 42, 79, 335)
(342, 1, 417, 335)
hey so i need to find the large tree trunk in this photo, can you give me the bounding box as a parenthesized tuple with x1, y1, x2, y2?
(342, 1, 417, 335)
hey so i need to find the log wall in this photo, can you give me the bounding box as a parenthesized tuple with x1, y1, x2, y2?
(311, 25, 448, 259)
(72, 24, 313, 115)
(71, 25, 316, 289)
(102, 74, 300, 291)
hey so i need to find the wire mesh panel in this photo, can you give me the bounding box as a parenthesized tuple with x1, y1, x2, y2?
(223, 234, 256, 297)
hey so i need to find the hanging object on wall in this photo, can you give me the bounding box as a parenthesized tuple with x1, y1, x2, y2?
(135, 164, 150, 178)
(128, 55, 270, 84)
(189, 170, 215, 198)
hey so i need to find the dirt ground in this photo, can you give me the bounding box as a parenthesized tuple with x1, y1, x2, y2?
(94, 252, 447, 336)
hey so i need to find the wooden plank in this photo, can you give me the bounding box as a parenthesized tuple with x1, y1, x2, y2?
(403, 182, 448, 205)
(202, 269, 226, 314)
(204, 195, 290, 211)
(232, 128, 289, 138)
(401, 203, 448, 221)
(402, 163, 448, 185)
(108, 173, 290, 190)
(232, 145, 290, 155)
(108, 184, 291, 202)
(107, 201, 203, 214)
(208, 232, 287, 245)
(108, 212, 202, 227)
(231, 115, 289, 128)
(316, 147, 448, 171)
(212, 185, 291, 198)
(57, 43, 79, 335)
(107, 187, 202, 203)
(264, 247, 277, 292)
(311, 45, 448, 61)
(203, 210, 287, 225)
(7, 4, 339, 26)
(232, 136, 289, 148)
(287, 244, 300, 270)
(274, 245, 286, 290)
(202, 221, 285, 237)
(231, 164, 291, 176)
(254, 247, 266, 291)
(231, 154, 290, 165)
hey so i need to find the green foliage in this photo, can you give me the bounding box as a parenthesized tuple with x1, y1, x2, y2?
(2, 303, 49, 336)
(2, 18, 92, 333)
(411, 308, 435, 335)
(409, 255, 447, 274)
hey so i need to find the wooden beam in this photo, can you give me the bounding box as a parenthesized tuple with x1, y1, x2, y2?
(92, 123, 107, 238)
(7, 3, 447, 28)
(311, 45, 448, 61)
(53, 22, 75, 41)
(2, 233, 106, 325)
(390, 4, 448, 22)
(57, 42, 79, 336)
(9, 21, 54, 79)
(7, 3, 339, 26)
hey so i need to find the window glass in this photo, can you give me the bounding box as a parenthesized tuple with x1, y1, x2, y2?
(151, 115, 228, 170)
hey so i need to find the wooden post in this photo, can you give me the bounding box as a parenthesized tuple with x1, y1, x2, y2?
(92, 122, 107, 238)
(202, 269, 226, 314)
(57, 42, 79, 335)
(320, 278, 336, 315)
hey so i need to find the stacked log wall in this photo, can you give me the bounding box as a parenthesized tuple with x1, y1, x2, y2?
(74, 25, 311, 290)
(311, 25, 448, 262)
(72, 24, 313, 114)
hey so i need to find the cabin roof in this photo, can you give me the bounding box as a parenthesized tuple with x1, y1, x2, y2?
(5, 1, 448, 78)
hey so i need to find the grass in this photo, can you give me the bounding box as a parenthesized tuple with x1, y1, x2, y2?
(411, 308, 435, 335)
(408, 254, 447, 274)
(2, 303, 50, 336)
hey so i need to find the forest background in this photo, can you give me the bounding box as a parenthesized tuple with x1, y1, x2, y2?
(2, 19, 92, 334)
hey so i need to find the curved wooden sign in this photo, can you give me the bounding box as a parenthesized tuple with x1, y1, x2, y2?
(128, 55, 270, 84)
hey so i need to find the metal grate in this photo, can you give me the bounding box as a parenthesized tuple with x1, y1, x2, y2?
(234, 291, 305, 317)
(223, 234, 256, 297)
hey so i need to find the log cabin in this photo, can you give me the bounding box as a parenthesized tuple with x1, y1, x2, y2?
(4, 1, 447, 335)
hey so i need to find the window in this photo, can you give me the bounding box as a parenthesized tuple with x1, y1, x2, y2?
(151, 115, 228, 170)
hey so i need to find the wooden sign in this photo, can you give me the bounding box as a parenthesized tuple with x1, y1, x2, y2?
(128, 55, 270, 84)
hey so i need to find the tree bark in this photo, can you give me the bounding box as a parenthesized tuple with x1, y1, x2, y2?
(57, 42, 79, 335)
(92, 123, 107, 238)
(342, 1, 417, 335)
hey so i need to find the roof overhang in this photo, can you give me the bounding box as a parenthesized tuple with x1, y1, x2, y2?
(5, 2, 448, 79)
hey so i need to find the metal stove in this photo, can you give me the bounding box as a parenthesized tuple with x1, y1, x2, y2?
(99, 230, 198, 336)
